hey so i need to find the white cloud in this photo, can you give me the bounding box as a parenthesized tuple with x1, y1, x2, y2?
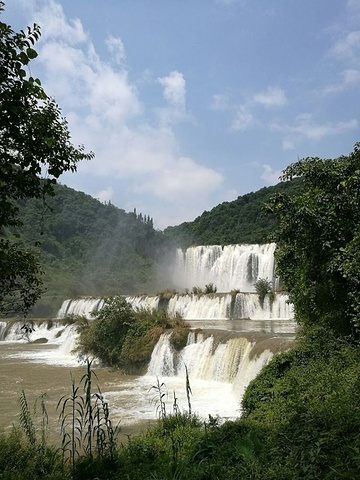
(106, 35, 126, 65)
(322, 68, 360, 94)
(157, 71, 187, 125)
(35, 0, 87, 44)
(96, 187, 114, 203)
(271, 113, 358, 149)
(134, 156, 223, 201)
(210, 93, 230, 111)
(26, 0, 223, 227)
(261, 164, 282, 184)
(253, 86, 287, 108)
(221, 86, 286, 132)
(232, 106, 254, 131)
(331, 30, 360, 58)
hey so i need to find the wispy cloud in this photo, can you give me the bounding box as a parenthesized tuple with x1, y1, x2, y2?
(330, 30, 360, 59)
(271, 113, 358, 150)
(322, 68, 360, 94)
(261, 164, 282, 184)
(253, 86, 287, 108)
(210, 93, 230, 111)
(229, 86, 287, 131)
(106, 35, 126, 65)
(231, 106, 255, 131)
(157, 71, 188, 125)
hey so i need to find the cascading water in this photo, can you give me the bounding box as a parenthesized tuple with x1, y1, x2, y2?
(126, 295, 160, 311)
(57, 292, 294, 322)
(57, 297, 104, 319)
(55, 243, 293, 323)
(144, 330, 292, 418)
(0, 243, 296, 430)
(167, 294, 232, 320)
(172, 243, 277, 292)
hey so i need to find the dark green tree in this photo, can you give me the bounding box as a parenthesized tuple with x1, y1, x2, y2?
(266, 143, 360, 337)
(0, 2, 93, 315)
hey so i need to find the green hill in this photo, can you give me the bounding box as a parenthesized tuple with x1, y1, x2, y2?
(164, 178, 303, 247)
(11, 178, 303, 316)
(12, 184, 168, 316)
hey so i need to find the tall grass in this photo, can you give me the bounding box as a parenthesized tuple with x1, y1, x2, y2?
(57, 360, 119, 478)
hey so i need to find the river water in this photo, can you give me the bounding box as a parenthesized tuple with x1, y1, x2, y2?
(0, 318, 295, 445)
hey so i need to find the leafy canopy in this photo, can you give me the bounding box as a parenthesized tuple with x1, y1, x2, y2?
(0, 1, 93, 315)
(266, 143, 360, 337)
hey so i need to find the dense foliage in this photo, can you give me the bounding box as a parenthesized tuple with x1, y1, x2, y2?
(0, 2, 92, 315)
(76, 296, 189, 372)
(164, 178, 303, 247)
(266, 143, 360, 337)
(10, 184, 168, 316)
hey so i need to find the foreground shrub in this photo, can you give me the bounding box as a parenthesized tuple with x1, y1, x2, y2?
(242, 326, 360, 479)
(0, 429, 65, 479)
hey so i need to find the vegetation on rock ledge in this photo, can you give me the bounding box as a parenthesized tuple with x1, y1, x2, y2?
(76, 296, 189, 373)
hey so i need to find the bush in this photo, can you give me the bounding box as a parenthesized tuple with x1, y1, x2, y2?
(204, 283, 217, 294)
(241, 328, 360, 478)
(76, 296, 189, 372)
(76, 296, 135, 367)
(0, 429, 65, 479)
(254, 278, 273, 307)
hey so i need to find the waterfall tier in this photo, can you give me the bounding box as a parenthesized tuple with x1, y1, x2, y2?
(171, 243, 277, 292)
(146, 331, 293, 403)
(57, 298, 104, 319)
(57, 292, 293, 321)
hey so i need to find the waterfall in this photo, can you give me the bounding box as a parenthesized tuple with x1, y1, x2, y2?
(126, 295, 160, 311)
(57, 292, 294, 321)
(145, 331, 291, 406)
(56, 297, 104, 319)
(172, 243, 277, 292)
(55, 243, 294, 322)
(0, 320, 81, 366)
(233, 292, 293, 320)
(0, 320, 77, 344)
(167, 294, 231, 320)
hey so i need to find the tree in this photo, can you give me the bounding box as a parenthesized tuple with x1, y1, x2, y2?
(266, 143, 360, 337)
(0, 2, 93, 315)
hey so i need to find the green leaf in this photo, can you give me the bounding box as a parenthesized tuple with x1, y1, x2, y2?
(18, 51, 28, 65)
(26, 47, 38, 59)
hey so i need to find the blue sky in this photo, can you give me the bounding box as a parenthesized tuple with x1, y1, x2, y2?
(4, 0, 360, 228)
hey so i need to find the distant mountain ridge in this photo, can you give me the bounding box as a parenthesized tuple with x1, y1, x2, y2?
(164, 178, 303, 247)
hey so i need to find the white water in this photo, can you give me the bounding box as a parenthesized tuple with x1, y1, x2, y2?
(55, 243, 293, 322)
(57, 297, 104, 319)
(146, 331, 275, 386)
(1, 321, 80, 366)
(172, 243, 277, 292)
(1, 242, 294, 431)
(126, 295, 160, 311)
(57, 292, 294, 321)
(0, 320, 294, 424)
(167, 294, 231, 320)
(233, 292, 293, 320)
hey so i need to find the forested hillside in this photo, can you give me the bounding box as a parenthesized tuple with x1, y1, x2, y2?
(11, 178, 303, 316)
(164, 178, 303, 247)
(10, 184, 168, 316)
